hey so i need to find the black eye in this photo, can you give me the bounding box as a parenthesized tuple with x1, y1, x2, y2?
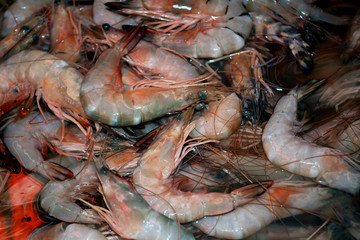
(198, 91, 207, 100)
(99, 166, 108, 175)
(20, 25, 30, 34)
(102, 23, 110, 31)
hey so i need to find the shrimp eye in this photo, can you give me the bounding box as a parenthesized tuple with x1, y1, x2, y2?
(99, 166, 108, 175)
(20, 25, 31, 34)
(198, 91, 207, 100)
(102, 23, 111, 31)
(195, 102, 206, 111)
(216, 169, 227, 179)
(24, 217, 31, 222)
(32, 35, 39, 44)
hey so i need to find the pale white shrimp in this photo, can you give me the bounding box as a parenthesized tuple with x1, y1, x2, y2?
(190, 93, 242, 140)
(0, 15, 46, 59)
(39, 161, 102, 224)
(0, 50, 88, 129)
(3, 112, 75, 180)
(0, 0, 52, 37)
(81, 27, 221, 126)
(242, 0, 348, 26)
(86, 156, 196, 240)
(29, 223, 107, 240)
(105, 0, 253, 58)
(193, 180, 342, 239)
(262, 80, 360, 194)
(133, 108, 268, 223)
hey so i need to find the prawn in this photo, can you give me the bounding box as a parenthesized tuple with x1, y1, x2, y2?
(250, 12, 314, 72)
(0, 49, 88, 129)
(29, 222, 108, 240)
(80, 26, 220, 126)
(0, 15, 46, 60)
(0, 0, 52, 37)
(105, 0, 253, 58)
(85, 156, 196, 240)
(193, 180, 342, 239)
(132, 108, 268, 223)
(39, 160, 102, 224)
(262, 80, 360, 194)
(3, 112, 76, 180)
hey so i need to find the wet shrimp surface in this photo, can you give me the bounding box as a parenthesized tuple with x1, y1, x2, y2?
(0, 0, 360, 239)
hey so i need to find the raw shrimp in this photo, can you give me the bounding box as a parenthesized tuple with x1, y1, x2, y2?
(87, 156, 196, 240)
(250, 12, 313, 72)
(29, 223, 107, 240)
(3, 112, 74, 180)
(133, 108, 268, 223)
(242, 0, 348, 26)
(0, 0, 52, 37)
(106, 0, 253, 58)
(0, 49, 87, 126)
(50, 1, 81, 63)
(262, 80, 360, 194)
(39, 161, 102, 224)
(193, 180, 342, 239)
(81, 27, 220, 126)
(190, 93, 242, 140)
(0, 15, 46, 59)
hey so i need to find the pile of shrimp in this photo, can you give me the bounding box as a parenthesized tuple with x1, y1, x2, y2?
(0, 0, 360, 239)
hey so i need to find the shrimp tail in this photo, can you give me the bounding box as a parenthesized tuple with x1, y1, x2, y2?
(42, 161, 74, 181)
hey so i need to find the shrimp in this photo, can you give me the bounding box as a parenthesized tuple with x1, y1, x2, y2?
(39, 160, 102, 224)
(250, 12, 314, 72)
(80, 26, 220, 126)
(87, 156, 196, 240)
(190, 93, 242, 140)
(0, 15, 46, 60)
(50, 1, 81, 63)
(105, 0, 253, 58)
(0, 49, 88, 127)
(0, 0, 52, 37)
(193, 180, 342, 239)
(242, 0, 349, 26)
(133, 108, 268, 223)
(262, 80, 360, 194)
(29, 223, 107, 240)
(3, 112, 75, 180)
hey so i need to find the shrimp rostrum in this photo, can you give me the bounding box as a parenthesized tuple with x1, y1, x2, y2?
(262, 80, 360, 194)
